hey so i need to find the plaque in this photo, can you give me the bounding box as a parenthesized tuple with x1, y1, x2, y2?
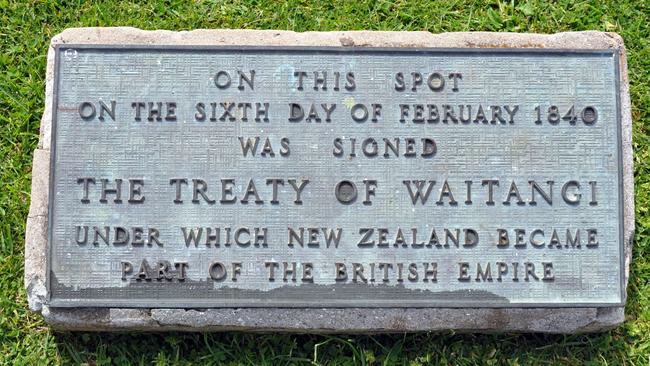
(26, 29, 634, 332)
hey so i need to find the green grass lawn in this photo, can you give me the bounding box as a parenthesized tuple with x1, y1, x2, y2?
(1, 0, 649, 364)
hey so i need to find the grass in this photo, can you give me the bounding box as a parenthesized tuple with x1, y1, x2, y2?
(1, 0, 649, 364)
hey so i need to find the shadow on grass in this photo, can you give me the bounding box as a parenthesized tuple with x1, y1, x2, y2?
(52, 329, 622, 365)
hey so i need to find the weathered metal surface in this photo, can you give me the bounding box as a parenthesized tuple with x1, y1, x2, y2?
(47, 45, 623, 308)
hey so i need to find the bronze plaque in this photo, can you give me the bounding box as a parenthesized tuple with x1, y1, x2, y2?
(47, 46, 624, 307)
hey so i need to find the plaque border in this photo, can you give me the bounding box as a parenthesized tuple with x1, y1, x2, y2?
(46, 45, 625, 308)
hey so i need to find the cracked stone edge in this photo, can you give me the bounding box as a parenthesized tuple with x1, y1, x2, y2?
(25, 28, 633, 333)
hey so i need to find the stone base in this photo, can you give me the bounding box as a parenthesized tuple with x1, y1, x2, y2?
(26, 28, 634, 333)
(40, 307, 624, 333)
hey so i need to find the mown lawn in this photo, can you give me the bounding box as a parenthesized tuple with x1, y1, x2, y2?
(1, 0, 649, 364)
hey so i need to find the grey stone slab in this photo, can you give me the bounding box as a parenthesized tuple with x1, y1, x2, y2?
(25, 28, 634, 333)
(41, 307, 624, 333)
(25, 148, 49, 311)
